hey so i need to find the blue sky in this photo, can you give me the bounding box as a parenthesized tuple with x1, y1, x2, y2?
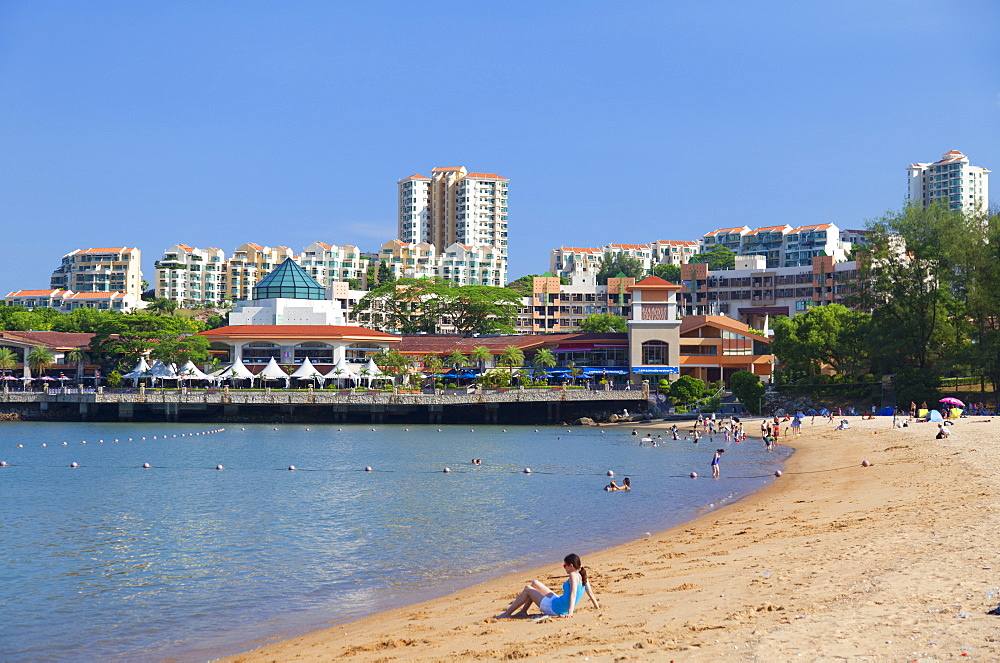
(2, 1, 997, 295)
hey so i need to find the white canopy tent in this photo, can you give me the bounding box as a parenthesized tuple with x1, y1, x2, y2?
(257, 357, 290, 387)
(122, 357, 152, 380)
(177, 361, 210, 381)
(148, 359, 178, 380)
(290, 357, 325, 385)
(216, 359, 255, 382)
(327, 357, 359, 386)
(362, 358, 394, 387)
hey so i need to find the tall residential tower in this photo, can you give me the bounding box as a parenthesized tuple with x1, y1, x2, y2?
(398, 166, 508, 285)
(906, 150, 990, 212)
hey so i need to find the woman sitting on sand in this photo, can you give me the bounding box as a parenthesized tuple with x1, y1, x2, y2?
(495, 554, 600, 619)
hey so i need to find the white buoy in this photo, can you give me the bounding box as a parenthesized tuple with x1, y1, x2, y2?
(216, 464, 224, 470)
(524, 467, 532, 474)
(606, 470, 614, 477)
(141, 437, 146, 440)
(503, 429, 507, 432)
(305, 428, 310, 431)
(153, 436, 157, 440)
(288, 465, 297, 471)
(364, 466, 372, 472)
(371, 428, 376, 431)
(128, 438, 133, 441)
(690, 472, 698, 478)
(861, 460, 871, 467)
(774, 470, 782, 477)
(443, 467, 451, 473)
(273, 428, 278, 431)
(61, 442, 67, 446)
(470, 429, 474, 432)
(70, 462, 78, 468)
(17, 444, 24, 448)
(40, 443, 46, 447)
(0, 461, 7, 466)
(81, 441, 86, 445)
(405, 428, 409, 431)
(172, 435, 177, 438)
(143, 463, 151, 469)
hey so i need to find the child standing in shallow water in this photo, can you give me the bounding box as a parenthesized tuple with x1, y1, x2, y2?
(711, 448, 724, 478)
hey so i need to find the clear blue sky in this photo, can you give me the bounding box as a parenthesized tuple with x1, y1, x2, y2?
(2, 0, 997, 295)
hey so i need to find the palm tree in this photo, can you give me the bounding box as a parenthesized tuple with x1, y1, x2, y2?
(0, 347, 16, 372)
(422, 353, 444, 372)
(499, 345, 525, 384)
(65, 347, 89, 382)
(446, 350, 468, 369)
(146, 298, 178, 316)
(28, 346, 54, 377)
(532, 348, 557, 369)
(470, 345, 492, 373)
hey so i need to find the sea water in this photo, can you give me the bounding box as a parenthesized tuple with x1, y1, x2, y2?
(0, 422, 789, 661)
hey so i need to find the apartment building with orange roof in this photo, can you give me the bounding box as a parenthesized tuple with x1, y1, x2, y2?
(50, 247, 143, 298)
(907, 150, 990, 212)
(5, 289, 145, 312)
(699, 224, 854, 268)
(154, 242, 370, 305)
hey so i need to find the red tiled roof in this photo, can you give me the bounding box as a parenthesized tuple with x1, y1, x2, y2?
(679, 316, 771, 343)
(199, 325, 401, 341)
(704, 227, 747, 236)
(78, 247, 135, 254)
(609, 243, 649, 250)
(791, 224, 832, 232)
(631, 276, 680, 289)
(558, 247, 602, 253)
(745, 225, 790, 234)
(64, 292, 125, 300)
(465, 172, 508, 180)
(6, 289, 66, 297)
(0, 331, 95, 350)
(654, 240, 697, 246)
(396, 333, 626, 356)
(431, 167, 463, 172)
(401, 174, 430, 180)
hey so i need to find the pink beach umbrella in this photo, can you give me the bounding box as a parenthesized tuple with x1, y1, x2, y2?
(939, 397, 965, 407)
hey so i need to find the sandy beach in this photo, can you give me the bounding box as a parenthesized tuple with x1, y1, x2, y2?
(226, 416, 1000, 662)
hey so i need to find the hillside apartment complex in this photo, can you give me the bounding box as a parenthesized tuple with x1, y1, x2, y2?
(907, 150, 990, 212)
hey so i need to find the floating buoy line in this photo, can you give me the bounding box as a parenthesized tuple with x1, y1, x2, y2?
(0, 429, 860, 480)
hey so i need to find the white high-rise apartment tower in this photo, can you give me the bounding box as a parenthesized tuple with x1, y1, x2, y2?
(906, 150, 990, 213)
(398, 167, 509, 284)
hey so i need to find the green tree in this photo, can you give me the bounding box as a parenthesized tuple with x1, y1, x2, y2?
(596, 253, 646, 285)
(446, 350, 468, 369)
(578, 313, 628, 333)
(88, 312, 207, 364)
(689, 245, 737, 270)
(498, 345, 525, 381)
(146, 298, 179, 315)
(852, 202, 965, 373)
(353, 278, 520, 334)
(50, 307, 115, 333)
(769, 305, 871, 377)
(0, 347, 17, 372)
(470, 345, 492, 372)
(377, 261, 396, 285)
(27, 346, 54, 376)
(149, 333, 211, 364)
(669, 375, 706, 404)
(730, 370, 766, 415)
(65, 347, 89, 381)
(652, 264, 681, 283)
(532, 348, 557, 370)
(422, 353, 444, 372)
(106, 370, 122, 388)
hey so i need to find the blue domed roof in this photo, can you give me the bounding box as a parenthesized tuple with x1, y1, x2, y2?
(253, 258, 325, 300)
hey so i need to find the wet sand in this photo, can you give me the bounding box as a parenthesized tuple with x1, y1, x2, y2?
(225, 416, 1000, 661)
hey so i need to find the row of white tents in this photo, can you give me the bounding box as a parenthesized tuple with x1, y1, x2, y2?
(122, 356, 393, 387)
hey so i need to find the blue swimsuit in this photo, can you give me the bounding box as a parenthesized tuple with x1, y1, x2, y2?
(549, 577, 585, 615)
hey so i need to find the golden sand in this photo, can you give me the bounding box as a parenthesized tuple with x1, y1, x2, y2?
(226, 416, 1000, 661)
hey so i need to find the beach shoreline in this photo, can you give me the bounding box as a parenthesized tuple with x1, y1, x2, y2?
(225, 415, 1000, 661)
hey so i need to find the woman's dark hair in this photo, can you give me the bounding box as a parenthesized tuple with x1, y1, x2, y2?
(564, 553, 588, 586)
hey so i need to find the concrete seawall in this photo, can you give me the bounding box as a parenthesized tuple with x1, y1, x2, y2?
(0, 386, 649, 424)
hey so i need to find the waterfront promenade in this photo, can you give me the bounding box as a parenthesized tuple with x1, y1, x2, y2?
(0, 384, 648, 423)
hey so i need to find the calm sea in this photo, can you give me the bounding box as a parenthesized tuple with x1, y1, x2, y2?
(1, 422, 789, 661)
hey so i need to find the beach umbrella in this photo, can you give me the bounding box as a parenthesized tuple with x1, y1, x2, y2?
(939, 397, 965, 407)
